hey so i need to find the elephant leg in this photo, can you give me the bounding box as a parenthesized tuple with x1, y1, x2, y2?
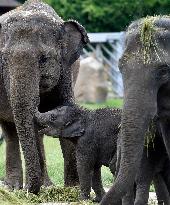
(109, 153, 117, 175)
(77, 157, 92, 200)
(134, 182, 151, 205)
(2, 122, 23, 189)
(92, 166, 106, 202)
(39, 135, 53, 187)
(122, 184, 135, 205)
(154, 173, 170, 205)
(59, 138, 79, 186)
(134, 154, 154, 205)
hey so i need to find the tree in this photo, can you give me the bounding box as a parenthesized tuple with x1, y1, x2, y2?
(17, 0, 170, 32)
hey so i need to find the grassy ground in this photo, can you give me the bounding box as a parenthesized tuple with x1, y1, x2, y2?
(80, 98, 123, 109)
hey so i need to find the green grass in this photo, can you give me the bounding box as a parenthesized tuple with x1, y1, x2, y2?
(44, 137, 64, 185)
(81, 98, 123, 109)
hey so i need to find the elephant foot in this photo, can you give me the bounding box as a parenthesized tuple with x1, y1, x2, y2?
(3, 177, 23, 190)
(25, 178, 41, 194)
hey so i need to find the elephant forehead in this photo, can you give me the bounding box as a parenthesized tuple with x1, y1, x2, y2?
(123, 16, 170, 65)
(4, 11, 62, 28)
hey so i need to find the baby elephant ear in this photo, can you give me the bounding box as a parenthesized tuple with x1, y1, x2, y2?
(63, 20, 89, 65)
(62, 119, 85, 138)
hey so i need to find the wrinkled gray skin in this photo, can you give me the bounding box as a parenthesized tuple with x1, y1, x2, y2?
(36, 105, 121, 202)
(100, 17, 170, 204)
(0, 0, 88, 194)
(117, 120, 170, 205)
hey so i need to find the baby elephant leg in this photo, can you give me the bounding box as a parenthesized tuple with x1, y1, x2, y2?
(92, 166, 106, 202)
(77, 157, 92, 200)
(60, 138, 79, 186)
(2, 122, 23, 190)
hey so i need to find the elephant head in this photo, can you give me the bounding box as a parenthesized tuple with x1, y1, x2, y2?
(101, 17, 170, 204)
(0, 0, 88, 194)
(35, 106, 85, 138)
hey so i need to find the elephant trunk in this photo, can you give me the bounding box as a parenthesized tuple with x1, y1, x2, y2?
(100, 82, 157, 204)
(4, 47, 43, 194)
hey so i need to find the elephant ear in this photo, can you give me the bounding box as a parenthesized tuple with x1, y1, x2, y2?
(62, 20, 89, 65)
(61, 119, 85, 138)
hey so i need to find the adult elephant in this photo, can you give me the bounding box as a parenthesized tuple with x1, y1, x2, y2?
(101, 17, 170, 204)
(0, 0, 88, 194)
(1, 59, 81, 188)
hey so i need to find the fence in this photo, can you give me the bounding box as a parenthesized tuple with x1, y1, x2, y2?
(82, 32, 125, 97)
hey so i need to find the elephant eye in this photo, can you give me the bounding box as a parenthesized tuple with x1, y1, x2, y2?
(50, 114, 57, 122)
(39, 55, 47, 64)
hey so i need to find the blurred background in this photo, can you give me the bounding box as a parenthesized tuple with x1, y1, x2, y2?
(1, 0, 170, 104)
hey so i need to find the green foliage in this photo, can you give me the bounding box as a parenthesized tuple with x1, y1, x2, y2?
(18, 0, 170, 32)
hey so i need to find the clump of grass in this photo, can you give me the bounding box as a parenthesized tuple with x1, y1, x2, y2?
(0, 186, 97, 204)
(0, 187, 24, 205)
(140, 16, 158, 64)
(14, 186, 80, 204)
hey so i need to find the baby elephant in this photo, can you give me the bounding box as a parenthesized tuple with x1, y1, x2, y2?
(36, 106, 121, 202)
